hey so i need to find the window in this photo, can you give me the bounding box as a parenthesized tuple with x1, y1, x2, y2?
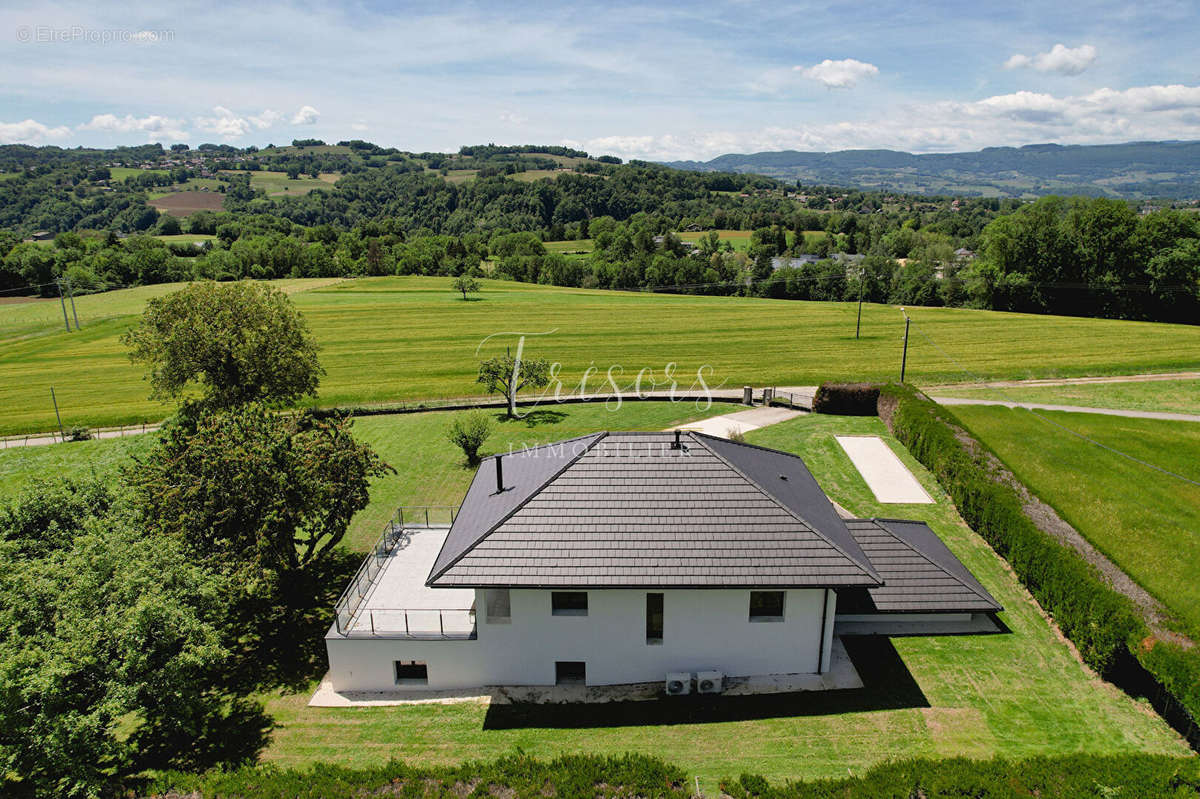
(485, 588, 511, 623)
(555, 661, 586, 685)
(394, 660, 428, 685)
(551, 591, 588, 616)
(646, 592, 664, 643)
(749, 591, 785, 622)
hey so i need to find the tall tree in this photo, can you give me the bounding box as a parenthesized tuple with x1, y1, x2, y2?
(122, 281, 323, 411)
(477, 351, 551, 419)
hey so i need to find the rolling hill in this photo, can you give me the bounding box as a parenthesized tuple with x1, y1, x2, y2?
(664, 140, 1200, 200)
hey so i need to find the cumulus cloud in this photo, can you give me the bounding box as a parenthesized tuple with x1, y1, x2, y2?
(0, 119, 71, 144)
(575, 83, 1200, 161)
(194, 105, 319, 139)
(291, 105, 320, 125)
(1004, 44, 1097, 75)
(795, 58, 879, 89)
(79, 113, 188, 141)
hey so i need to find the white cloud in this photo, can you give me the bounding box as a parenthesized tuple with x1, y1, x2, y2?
(79, 113, 188, 141)
(291, 105, 320, 125)
(0, 118, 71, 144)
(248, 109, 283, 129)
(575, 83, 1200, 160)
(795, 58, 879, 89)
(1004, 44, 1097, 76)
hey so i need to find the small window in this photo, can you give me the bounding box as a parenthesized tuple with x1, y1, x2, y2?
(485, 588, 511, 623)
(646, 592, 664, 643)
(394, 660, 428, 685)
(551, 591, 588, 616)
(749, 591, 785, 622)
(555, 660, 586, 685)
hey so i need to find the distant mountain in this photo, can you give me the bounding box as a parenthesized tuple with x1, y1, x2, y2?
(663, 141, 1200, 200)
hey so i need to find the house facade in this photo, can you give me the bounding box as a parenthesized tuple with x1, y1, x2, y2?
(325, 432, 999, 694)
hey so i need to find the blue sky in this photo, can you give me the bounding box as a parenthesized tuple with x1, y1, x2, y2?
(2, 0, 1199, 159)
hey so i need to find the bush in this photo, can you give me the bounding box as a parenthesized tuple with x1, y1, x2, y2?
(67, 425, 92, 441)
(812, 382, 881, 416)
(721, 754, 1200, 798)
(152, 753, 689, 799)
(448, 410, 494, 465)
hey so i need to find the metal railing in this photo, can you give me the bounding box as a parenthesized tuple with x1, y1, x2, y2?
(347, 608, 477, 638)
(331, 505, 460, 636)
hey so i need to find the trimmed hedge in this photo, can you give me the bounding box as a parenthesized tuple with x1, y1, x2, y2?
(148, 753, 689, 799)
(879, 384, 1200, 738)
(811, 383, 881, 416)
(722, 754, 1200, 798)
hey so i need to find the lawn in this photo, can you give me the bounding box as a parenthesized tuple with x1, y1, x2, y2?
(221, 170, 337, 196)
(2, 276, 1200, 435)
(543, 239, 595, 254)
(947, 405, 1200, 634)
(933, 378, 1200, 415)
(258, 413, 1188, 787)
(678, 230, 828, 251)
(153, 233, 218, 245)
(110, 166, 167, 181)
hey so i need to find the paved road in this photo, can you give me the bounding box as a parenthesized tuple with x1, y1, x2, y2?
(924, 371, 1200, 392)
(932, 396, 1200, 422)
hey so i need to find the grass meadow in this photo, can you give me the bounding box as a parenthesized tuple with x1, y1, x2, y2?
(948, 406, 1200, 634)
(2, 276, 1199, 436)
(934, 378, 1200, 414)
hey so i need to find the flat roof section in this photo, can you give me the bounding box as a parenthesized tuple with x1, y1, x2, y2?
(347, 527, 476, 636)
(835, 435, 934, 504)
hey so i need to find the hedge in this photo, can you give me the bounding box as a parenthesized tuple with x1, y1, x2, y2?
(148, 753, 689, 799)
(879, 384, 1200, 738)
(811, 383, 881, 416)
(722, 754, 1200, 798)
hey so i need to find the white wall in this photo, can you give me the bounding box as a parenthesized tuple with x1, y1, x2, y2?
(327, 587, 834, 691)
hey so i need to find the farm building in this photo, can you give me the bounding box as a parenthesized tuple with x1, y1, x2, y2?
(324, 432, 1000, 695)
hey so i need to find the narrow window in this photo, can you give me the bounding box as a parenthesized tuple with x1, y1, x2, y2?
(555, 661, 586, 685)
(551, 591, 588, 616)
(485, 588, 511, 623)
(394, 661, 428, 685)
(646, 592, 664, 643)
(749, 591, 785, 622)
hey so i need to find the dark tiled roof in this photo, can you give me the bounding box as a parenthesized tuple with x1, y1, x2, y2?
(842, 519, 1002, 613)
(428, 431, 882, 589)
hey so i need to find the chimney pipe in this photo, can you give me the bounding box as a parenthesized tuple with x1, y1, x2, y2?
(494, 453, 505, 493)
(673, 429, 681, 450)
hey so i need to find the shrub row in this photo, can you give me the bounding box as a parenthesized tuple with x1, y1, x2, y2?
(723, 754, 1200, 798)
(878, 384, 1200, 733)
(147, 753, 689, 799)
(811, 382, 881, 416)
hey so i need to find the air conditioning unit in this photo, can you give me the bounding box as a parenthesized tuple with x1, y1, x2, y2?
(665, 672, 691, 695)
(696, 670, 724, 694)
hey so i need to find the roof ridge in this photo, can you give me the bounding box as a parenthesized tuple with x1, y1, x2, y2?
(871, 518, 997, 607)
(689, 432, 882, 584)
(426, 432, 608, 585)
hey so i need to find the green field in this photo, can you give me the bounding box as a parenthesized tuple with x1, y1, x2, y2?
(948, 406, 1200, 634)
(221, 170, 338, 196)
(678, 229, 828, 252)
(153, 233, 218, 245)
(110, 166, 167, 181)
(543, 239, 595, 254)
(257, 413, 1186, 786)
(935, 379, 1200, 414)
(3, 276, 1200, 435)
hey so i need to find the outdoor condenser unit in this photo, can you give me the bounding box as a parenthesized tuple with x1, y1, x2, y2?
(665, 672, 691, 695)
(696, 670, 724, 694)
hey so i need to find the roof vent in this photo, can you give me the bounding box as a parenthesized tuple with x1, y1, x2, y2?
(672, 430, 682, 450)
(494, 453, 506, 494)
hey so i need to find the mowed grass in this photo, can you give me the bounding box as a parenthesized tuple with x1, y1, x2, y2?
(221, 170, 338, 196)
(678, 229, 828, 251)
(2, 276, 1200, 435)
(153, 233, 218, 245)
(110, 166, 167, 180)
(947, 406, 1200, 634)
(259, 413, 1187, 787)
(934, 379, 1200, 415)
(543, 239, 594, 254)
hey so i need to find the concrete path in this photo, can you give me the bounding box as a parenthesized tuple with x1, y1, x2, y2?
(669, 405, 804, 438)
(835, 435, 933, 504)
(932, 397, 1200, 423)
(924, 371, 1200, 392)
(1, 423, 160, 449)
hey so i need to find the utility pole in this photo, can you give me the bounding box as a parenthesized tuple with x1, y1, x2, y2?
(900, 310, 911, 383)
(56, 280, 70, 332)
(50, 387, 65, 443)
(65, 276, 80, 330)
(855, 267, 865, 339)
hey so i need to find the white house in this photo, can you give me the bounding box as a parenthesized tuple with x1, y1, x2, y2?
(324, 431, 1000, 694)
